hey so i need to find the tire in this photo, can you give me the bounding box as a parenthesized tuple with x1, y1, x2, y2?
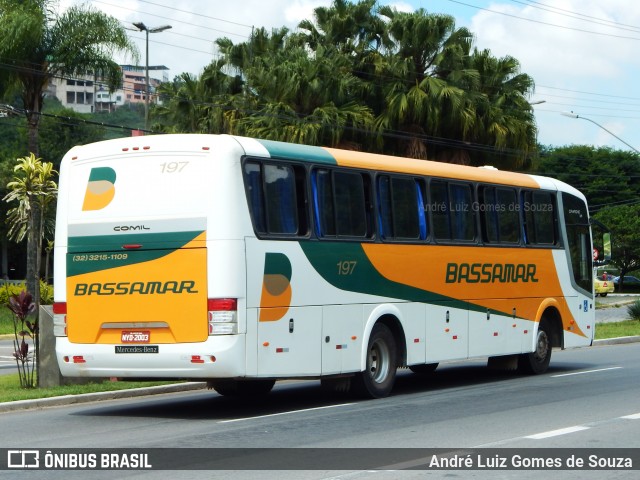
(518, 320, 552, 374)
(208, 379, 275, 397)
(600, 293, 608, 297)
(351, 323, 397, 398)
(409, 363, 438, 375)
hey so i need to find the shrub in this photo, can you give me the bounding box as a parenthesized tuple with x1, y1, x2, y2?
(628, 300, 640, 321)
(0, 282, 53, 305)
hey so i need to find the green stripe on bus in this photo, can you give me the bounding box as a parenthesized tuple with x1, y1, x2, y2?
(67, 230, 204, 277)
(299, 241, 495, 315)
(68, 231, 203, 253)
(256, 139, 337, 165)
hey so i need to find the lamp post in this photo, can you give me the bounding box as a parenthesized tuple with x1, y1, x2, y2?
(561, 111, 639, 154)
(133, 22, 172, 130)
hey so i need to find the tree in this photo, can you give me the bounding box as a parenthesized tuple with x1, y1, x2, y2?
(4, 154, 58, 311)
(0, 0, 138, 156)
(218, 28, 375, 147)
(593, 204, 640, 292)
(534, 146, 640, 213)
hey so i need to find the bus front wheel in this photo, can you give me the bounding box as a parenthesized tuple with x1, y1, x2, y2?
(518, 321, 552, 374)
(351, 323, 397, 398)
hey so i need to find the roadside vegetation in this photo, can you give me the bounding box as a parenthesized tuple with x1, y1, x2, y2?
(0, 375, 179, 403)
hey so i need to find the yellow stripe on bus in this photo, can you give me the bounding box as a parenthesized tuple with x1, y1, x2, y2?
(325, 147, 541, 188)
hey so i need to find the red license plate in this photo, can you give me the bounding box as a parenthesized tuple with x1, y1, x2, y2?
(121, 331, 150, 343)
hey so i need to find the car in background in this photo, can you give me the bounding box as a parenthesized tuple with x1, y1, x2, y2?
(613, 275, 640, 291)
(594, 277, 615, 296)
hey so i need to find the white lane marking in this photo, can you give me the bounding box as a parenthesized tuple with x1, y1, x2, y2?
(525, 425, 590, 439)
(218, 403, 355, 423)
(551, 366, 622, 378)
(621, 413, 640, 420)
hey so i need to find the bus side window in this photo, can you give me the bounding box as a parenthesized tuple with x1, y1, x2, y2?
(431, 180, 451, 240)
(312, 168, 372, 239)
(334, 171, 367, 237)
(264, 164, 298, 234)
(243, 160, 306, 236)
(479, 186, 519, 244)
(523, 191, 557, 245)
(244, 162, 267, 233)
(377, 175, 426, 241)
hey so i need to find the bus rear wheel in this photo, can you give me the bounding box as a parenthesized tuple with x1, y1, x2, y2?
(518, 320, 552, 374)
(208, 379, 275, 397)
(351, 323, 397, 398)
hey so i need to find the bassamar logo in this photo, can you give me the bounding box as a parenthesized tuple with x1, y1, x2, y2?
(82, 167, 116, 211)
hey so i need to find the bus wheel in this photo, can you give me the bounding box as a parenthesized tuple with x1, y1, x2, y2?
(209, 379, 275, 396)
(518, 321, 552, 374)
(409, 363, 438, 375)
(351, 323, 397, 398)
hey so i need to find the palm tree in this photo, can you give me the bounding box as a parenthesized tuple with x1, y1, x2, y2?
(4, 153, 57, 305)
(219, 28, 375, 148)
(374, 7, 476, 160)
(0, 0, 138, 156)
(461, 49, 537, 168)
(154, 60, 244, 134)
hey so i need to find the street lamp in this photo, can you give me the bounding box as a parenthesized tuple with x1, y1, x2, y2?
(133, 22, 172, 130)
(561, 111, 639, 154)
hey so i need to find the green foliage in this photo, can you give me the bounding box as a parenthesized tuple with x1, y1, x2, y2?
(39, 103, 104, 169)
(156, 0, 538, 166)
(593, 204, 640, 291)
(628, 301, 640, 321)
(534, 145, 640, 213)
(0, 0, 138, 156)
(0, 281, 52, 308)
(595, 320, 640, 339)
(0, 374, 178, 403)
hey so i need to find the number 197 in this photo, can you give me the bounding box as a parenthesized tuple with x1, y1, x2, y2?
(337, 260, 357, 275)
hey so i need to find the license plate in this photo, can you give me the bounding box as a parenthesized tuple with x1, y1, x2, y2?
(121, 330, 150, 343)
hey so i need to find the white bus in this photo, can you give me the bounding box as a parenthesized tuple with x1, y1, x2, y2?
(54, 134, 603, 398)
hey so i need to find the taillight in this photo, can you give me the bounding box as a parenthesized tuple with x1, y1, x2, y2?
(53, 302, 67, 337)
(208, 298, 238, 335)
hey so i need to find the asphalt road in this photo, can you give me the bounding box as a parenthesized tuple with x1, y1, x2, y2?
(1, 342, 639, 480)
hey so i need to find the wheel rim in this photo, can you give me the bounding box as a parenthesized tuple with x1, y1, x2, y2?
(534, 329, 549, 362)
(368, 338, 390, 384)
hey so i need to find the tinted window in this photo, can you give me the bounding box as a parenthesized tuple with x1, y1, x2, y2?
(313, 168, 372, 239)
(479, 186, 519, 243)
(378, 176, 427, 240)
(243, 161, 306, 236)
(431, 180, 475, 241)
(523, 191, 556, 245)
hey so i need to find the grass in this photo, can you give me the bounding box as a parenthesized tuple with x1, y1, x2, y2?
(595, 320, 640, 339)
(0, 374, 178, 403)
(0, 309, 13, 335)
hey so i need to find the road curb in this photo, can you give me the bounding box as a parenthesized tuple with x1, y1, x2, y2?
(0, 382, 207, 414)
(593, 336, 640, 346)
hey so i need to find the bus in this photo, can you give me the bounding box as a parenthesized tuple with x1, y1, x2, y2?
(53, 134, 603, 398)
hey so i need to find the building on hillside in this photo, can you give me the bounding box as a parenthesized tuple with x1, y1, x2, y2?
(47, 65, 169, 113)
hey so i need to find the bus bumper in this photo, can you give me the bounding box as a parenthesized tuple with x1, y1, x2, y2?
(55, 335, 247, 379)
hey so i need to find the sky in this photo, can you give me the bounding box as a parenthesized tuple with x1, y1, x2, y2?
(58, 0, 640, 154)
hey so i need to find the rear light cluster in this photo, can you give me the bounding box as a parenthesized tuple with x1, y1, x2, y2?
(208, 298, 237, 335)
(53, 302, 67, 337)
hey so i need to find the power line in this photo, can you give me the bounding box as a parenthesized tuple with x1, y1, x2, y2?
(448, 0, 640, 41)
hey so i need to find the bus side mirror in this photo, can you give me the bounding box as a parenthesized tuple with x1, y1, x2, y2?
(602, 232, 612, 262)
